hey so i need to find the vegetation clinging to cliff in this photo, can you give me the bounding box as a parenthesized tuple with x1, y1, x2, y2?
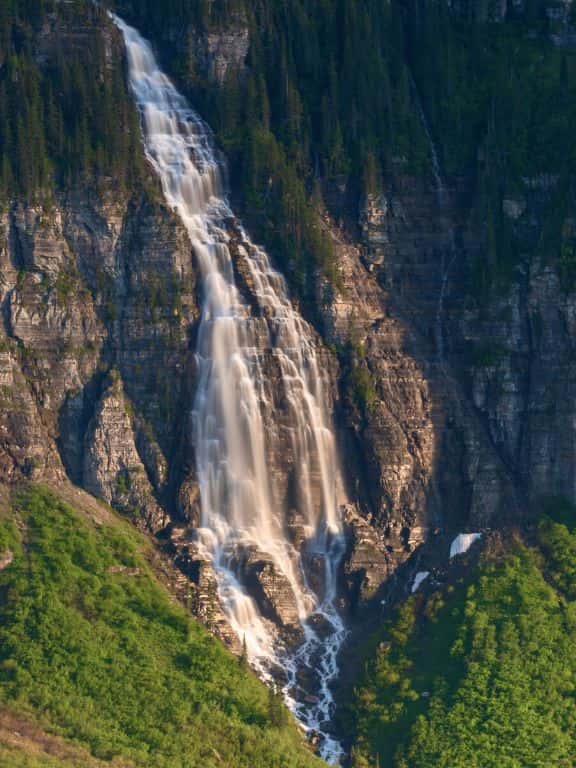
(0, 0, 143, 199)
(405, 0, 576, 298)
(113, 0, 576, 304)
(112, 0, 429, 312)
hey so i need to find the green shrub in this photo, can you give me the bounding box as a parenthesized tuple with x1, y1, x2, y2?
(348, 523, 576, 767)
(0, 486, 321, 768)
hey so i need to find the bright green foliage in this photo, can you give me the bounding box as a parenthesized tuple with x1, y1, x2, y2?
(348, 521, 576, 767)
(0, 0, 143, 199)
(348, 366, 377, 412)
(0, 745, 103, 768)
(539, 518, 576, 599)
(0, 486, 322, 768)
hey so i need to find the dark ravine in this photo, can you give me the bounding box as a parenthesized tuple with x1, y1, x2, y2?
(2, 0, 576, 762)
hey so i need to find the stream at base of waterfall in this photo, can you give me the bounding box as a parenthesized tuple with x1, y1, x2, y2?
(112, 14, 347, 763)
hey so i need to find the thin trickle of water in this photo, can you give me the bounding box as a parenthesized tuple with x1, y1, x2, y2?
(410, 74, 446, 207)
(410, 74, 458, 362)
(112, 14, 347, 762)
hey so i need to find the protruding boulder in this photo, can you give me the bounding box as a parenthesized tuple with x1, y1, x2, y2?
(342, 504, 393, 607)
(82, 372, 165, 531)
(244, 553, 304, 635)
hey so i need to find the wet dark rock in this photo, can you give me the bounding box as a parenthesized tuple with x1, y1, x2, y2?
(176, 475, 202, 526)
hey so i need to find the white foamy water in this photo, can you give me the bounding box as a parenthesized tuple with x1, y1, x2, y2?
(112, 15, 347, 762)
(449, 532, 482, 559)
(411, 571, 430, 593)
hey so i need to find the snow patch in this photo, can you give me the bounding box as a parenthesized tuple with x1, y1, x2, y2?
(449, 533, 482, 559)
(411, 571, 430, 593)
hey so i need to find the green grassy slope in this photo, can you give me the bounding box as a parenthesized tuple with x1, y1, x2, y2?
(0, 750, 94, 768)
(0, 486, 323, 768)
(346, 515, 576, 768)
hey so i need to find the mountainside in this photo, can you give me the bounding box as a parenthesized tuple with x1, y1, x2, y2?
(345, 507, 576, 767)
(0, 484, 323, 767)
(1, 0, 576, 765)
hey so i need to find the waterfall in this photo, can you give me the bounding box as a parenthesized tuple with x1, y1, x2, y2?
(410, 73, 458, 363)
(112, 15, 347, 763)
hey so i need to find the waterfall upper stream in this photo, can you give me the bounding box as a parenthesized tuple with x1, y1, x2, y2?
(113, 15, 347, 762)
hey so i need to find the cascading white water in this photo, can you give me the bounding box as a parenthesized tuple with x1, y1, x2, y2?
(112, 15, 347, 762)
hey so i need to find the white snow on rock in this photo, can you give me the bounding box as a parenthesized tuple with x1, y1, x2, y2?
(411, 571, 430, 593)
(449, 533, 482, 559)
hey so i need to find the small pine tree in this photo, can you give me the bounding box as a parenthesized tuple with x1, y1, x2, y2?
(267, 684, 287, 728)
(350, 746, 373, 768)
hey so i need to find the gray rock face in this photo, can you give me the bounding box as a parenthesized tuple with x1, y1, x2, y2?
(455, 252, 576, 510)
(170, 529, 243, 649)
(187, 11, 249, 84)
(205, 24, 249, 83)
(0, 188, 198, 516)
(307, 169, 527, 603)
(4, 2, 576, 657)
(364, 180, 518, 526)
(338, 160, 576, 543)
(242, 549, 304, 634)
(342, 505, 392, 606)
(318, 207, 446, 580)
(83, 372, 165, 531)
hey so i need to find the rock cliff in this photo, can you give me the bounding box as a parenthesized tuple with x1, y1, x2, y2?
(2, 1, 576, 651)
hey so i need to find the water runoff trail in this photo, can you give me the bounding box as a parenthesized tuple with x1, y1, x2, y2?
(113, 15, 347, 762)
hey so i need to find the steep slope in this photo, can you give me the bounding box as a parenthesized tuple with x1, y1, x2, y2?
(345, 509, 576, 767)
(0, 484, 323, 768)
(0, 0, 198, 523)
(3, 0, 576, 762)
